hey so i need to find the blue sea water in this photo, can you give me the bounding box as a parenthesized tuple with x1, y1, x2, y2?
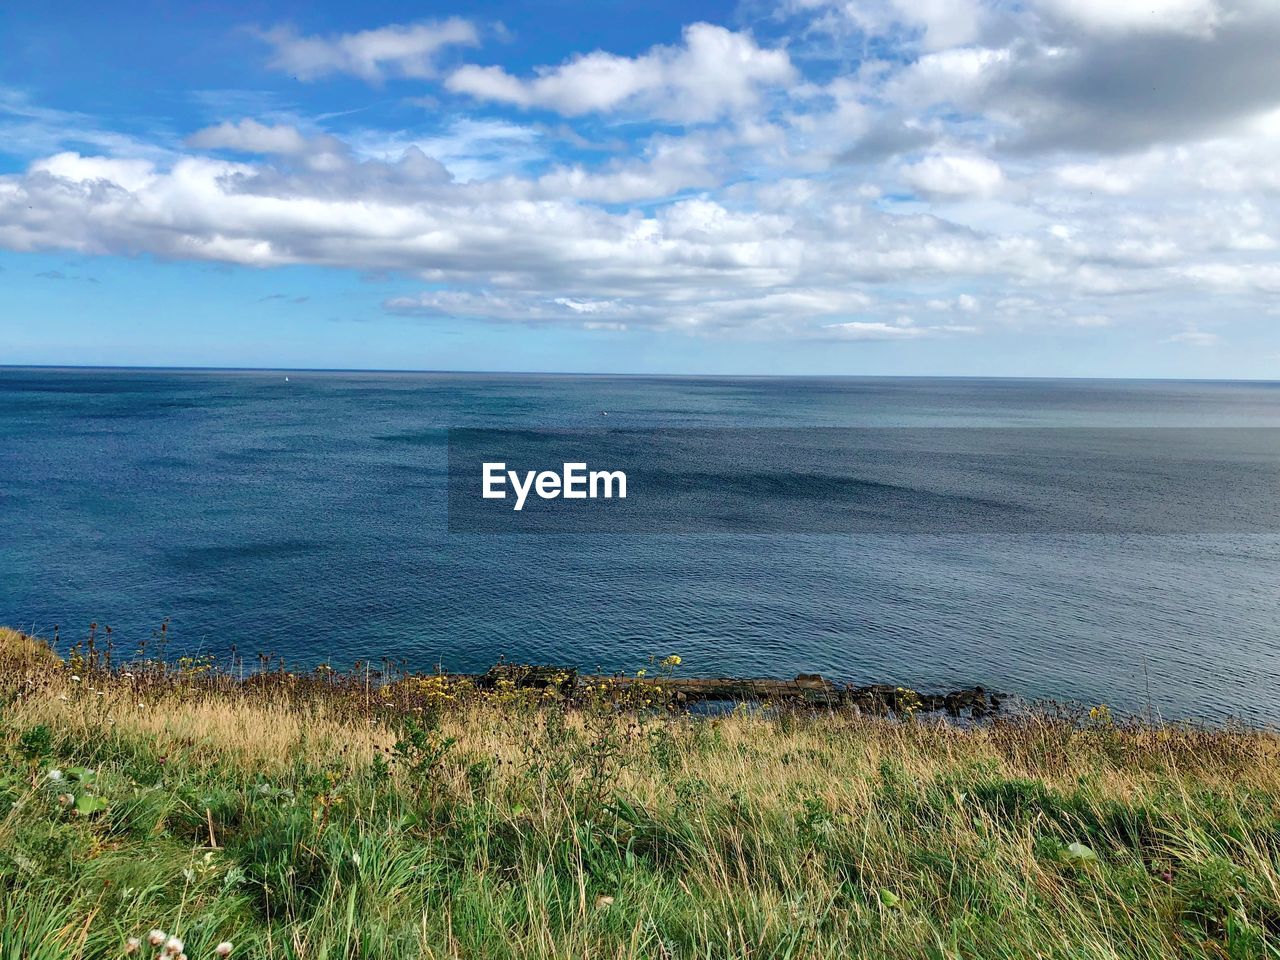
(2, 367, 1280, 724)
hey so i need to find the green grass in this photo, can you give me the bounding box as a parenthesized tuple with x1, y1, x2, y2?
(1, 629, 1278, 959)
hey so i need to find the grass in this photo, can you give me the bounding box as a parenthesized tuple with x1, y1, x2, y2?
(1, 628, 1279, 959)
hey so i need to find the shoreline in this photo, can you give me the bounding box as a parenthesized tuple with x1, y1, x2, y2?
(12, 627, 1275, 729)
(0, 626, 1201, 728)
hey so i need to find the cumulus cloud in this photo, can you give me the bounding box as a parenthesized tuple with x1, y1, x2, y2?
(30, 153, 157, 192)
(446, 23, 796, 122)
(902, 152, 1004, 198)
(2, 1, 1280, 349)
(8, 127, 1264, 340)
(257, 19, 479, 82)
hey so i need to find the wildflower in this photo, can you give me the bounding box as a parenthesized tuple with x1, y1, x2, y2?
(47, 769, 64, 781)
(594, 895, 615, 909)
(214, 945, 233, 958)
(163, 936, 184, 955)
(58, 793, 74, 807)
(661, 655, 681, 667)
(125, 937, 141, 954)
(70, 675, 81, 682)
(635, 669, 646, 678)
(147, 931, 167, 947)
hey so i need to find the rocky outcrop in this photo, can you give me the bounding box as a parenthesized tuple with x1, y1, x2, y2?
(487, 665, 1001, 718)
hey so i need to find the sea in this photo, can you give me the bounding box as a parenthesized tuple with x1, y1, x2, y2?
(3, 367, 1279, 725)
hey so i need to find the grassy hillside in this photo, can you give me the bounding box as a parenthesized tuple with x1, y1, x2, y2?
(1, 628, 1278, 959)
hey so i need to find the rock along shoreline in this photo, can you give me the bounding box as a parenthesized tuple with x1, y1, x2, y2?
(468, 664, 1003, 718)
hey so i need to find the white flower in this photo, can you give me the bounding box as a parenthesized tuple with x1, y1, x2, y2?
(147, 931, 166, 947)
(214, 943, 233, 957)
(47, 769, 64, 781)
(70, 675, 81, 682)
(125, 937, 141, 954)
(163, 936, 183, 955)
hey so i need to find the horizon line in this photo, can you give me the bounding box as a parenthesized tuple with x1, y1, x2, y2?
(1, 363, 1279, 385)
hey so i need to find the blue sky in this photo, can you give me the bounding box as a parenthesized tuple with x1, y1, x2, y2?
(2, 0, 1279, 375)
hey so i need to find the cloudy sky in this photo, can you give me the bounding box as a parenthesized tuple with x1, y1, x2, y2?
(2, 0, 1279, 375)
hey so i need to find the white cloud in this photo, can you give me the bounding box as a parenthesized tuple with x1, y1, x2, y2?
(533, 135, 720, 203)
(902, 152, 1004, 198)
(188, 119, 328, 155)
(882, 47, 1009, 110)
(257, 19, 479, 82)
(30, 153, 158, 193)
(446, 23, 796, 122)
(5, 124, 1276, 342)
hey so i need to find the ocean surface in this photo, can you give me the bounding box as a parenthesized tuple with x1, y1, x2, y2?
(3, 368, 1280, 725)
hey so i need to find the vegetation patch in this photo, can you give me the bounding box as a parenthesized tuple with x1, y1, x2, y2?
(1, 627, 1278, 959)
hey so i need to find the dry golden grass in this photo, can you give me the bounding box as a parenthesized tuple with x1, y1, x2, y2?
(0, 626, 60, 671)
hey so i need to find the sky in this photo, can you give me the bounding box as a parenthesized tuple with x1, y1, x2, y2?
(1, 0, 1279, 376)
